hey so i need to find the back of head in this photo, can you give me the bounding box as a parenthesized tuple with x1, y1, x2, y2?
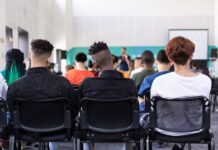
(75, 52, 87, 63)
(166, 36, 195, 65)
(134, 57, 142, 68)
(157, 50, 170, 64)
(141, 50, 154, 65)
(6, 48, 24, 63)
(89, 42, 113, 70)
(5, 48, 25, 85)
(112, 55, 119, 64)
(31, 39, 54, 60)
(88, 60, 94, 69)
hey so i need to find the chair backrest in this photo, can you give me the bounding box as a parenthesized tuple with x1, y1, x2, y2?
(80, 78, 137, 99)
(80, 97, 139, 133)
(150, 96, 210, 136)
(13, 97, 71, 133)
(0, 97, 8, 128)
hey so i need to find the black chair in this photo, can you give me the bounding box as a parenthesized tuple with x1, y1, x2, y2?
(75, 97, 143, 150)
(0, 98, 9, 138)
(148, 96, 215, 150)
(11, 97, 72, 150)
(210, 78, 218, 112)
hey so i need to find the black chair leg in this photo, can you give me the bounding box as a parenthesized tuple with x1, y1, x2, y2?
(188, 143, 191, 150)
(73, 138, 77, 150)
(146, 136, 152, 150)
(39, 142, 45, 150)
(9, 136, 15, 150)
(213, 95, 217, 112)
(139, 138, 144, 150)
(209, 133, 215, 150)
(18, 142, 22, 150)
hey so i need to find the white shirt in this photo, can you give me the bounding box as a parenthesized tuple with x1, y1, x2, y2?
(130, 67, 144, 78)
(0, 74, 8, 100)
(151, 72, 211, 99)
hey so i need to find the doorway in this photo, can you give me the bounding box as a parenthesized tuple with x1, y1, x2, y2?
(18, 27, 29, 58)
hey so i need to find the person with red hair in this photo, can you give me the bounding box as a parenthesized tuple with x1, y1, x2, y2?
(151, 36, 211, 150)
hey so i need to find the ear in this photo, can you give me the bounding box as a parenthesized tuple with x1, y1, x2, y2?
(189, 54, 193, 60)
(47, 56, 51, 64)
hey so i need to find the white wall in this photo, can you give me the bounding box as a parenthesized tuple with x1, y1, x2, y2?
(0, 0, 74, 69)
(72, 0, 215, 47)
(0, 0, 6, 69)
(215, 0, 218, 46)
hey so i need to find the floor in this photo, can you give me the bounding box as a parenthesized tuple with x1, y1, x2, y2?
(26, 109, 218, 150)
(91, 110, 218, 150)
(153, 110, 218, 150)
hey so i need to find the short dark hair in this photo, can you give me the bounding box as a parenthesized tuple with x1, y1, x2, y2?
(31, 39, 54, 55)
(112, 55, 119, 64)
(157, 50, 170, 64)
(76, 52, 87, 63)
(121, 47, 126, 51)
(135, 57, 142, 60)
(166, 36, 195, 65)
(89, 42, 109, 55)
(141, 50, 154, 64)
(88, 60, 94, 68)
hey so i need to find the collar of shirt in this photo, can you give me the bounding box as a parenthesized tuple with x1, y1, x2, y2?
(27, 67, 49, 75)
(99, 70, 123, 78)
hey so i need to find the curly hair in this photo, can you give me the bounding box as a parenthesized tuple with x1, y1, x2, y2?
(88, 41, 109, 55)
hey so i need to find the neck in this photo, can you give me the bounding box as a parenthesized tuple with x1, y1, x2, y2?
(75, 63, 86, 70)
(143, 64, 153, 70)
(158, 64, 170, 72)
(31, 60, 48, 68)
(101, 64, 113, 72)
(174, 63, 193, 76)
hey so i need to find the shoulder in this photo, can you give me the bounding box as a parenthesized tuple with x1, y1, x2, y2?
(133, 70, 144, 77)
(51, 73, 71, 84)
(1, 70, 6, 79)
(152, 72, 174, 84)
(197, 73, 211, 84)
(86, 70, 95, 76)
(65, 69, 75, 75)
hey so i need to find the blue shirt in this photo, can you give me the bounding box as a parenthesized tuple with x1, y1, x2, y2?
(138, 71, 170, 97)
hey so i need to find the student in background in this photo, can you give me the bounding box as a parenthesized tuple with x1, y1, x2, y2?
(120, 59, 135, 78)
(112, 55, 124, 78)
(88, 60, 99, 77)
(130, 57, 143, 78)
(151, 37, 211, 150)
(65, 64, 74, 72)
(6, 39, 79, 150)
(65, 52, 94, 85)
(1, 49, 25, 85)
(138, 50, 171, 98)
(131, 50, 155, 89)
(118, 47, 130, 71)
(80, 42, 137, 150)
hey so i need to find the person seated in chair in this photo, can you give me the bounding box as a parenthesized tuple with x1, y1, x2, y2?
(6, 39, 79, 149)
(151, 37, 211, 150)
(65, 52, 94, 85)
(138, 50, 172, 112)
(79, 42, 138, 150)
(131, 50, 155, 90)
(80, 41, 137, 99)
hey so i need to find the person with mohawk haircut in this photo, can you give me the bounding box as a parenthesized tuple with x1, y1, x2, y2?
(79, 42, 138, 150)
